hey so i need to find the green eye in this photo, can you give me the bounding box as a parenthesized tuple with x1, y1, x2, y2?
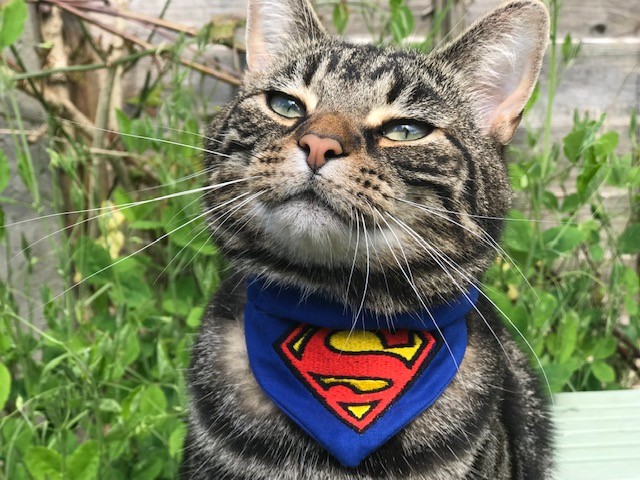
(267, 92, 306, 119)
(380, 121, 433, 141)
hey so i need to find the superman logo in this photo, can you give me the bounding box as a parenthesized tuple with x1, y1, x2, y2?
(276, 325, 441, 432)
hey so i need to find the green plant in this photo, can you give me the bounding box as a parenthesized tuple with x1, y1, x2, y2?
(1, 2, 229, 478)
(482, 0, 639, 392)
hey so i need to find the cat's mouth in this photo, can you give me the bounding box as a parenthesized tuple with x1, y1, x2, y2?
(286, 190, 333, 209)
(277, 189, 346, 219)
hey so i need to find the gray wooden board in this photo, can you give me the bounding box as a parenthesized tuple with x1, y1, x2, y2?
(468, 0, 640, 40)
(553, 390, 640, 479)
(127, 0, 640, 41)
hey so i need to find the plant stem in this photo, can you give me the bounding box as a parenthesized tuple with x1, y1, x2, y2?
(542, 0, 560, 176)
(13, 48, 161, 81)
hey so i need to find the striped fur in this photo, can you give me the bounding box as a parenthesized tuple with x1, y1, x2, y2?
(183, 1, 553, 478)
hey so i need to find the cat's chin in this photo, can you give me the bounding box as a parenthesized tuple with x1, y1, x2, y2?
(255, 198, 355, 266)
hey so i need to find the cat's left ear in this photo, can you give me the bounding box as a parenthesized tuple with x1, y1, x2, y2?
(246, 0, 326, 73)
(433, 0, 549, 144)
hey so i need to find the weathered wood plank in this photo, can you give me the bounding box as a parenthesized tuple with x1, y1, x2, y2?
(128, 0, 640, 41)
(527, 41, 639, 140)
(553, 390, 640, 480)
(468, 0, 640, 40)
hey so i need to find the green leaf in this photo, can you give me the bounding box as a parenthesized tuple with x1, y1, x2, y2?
(591, 360, 615, 383)
(541, 190, 558, 210)
(589, 244, 604, 262)
(618, 223, 640, 254)
(0, 0, 28, 48)
(25, 446, 62, 480)
(162, 207, 217, 256)
(0, 150, 10, 193)
(169, 424, 187, 459)
(503, 211, 535, 253)
(72, 237, 113, 284)
(557, 311, 579, 363)
(532, 293, 557, 328)
(542, 225, 585, 254)
(140, 385, 167, 416)
(110, 324, 140, 380)
(67, 441, 99, 480)
(0, 362, 11, 410)
(591, 337, 617, 360)
(111, 272, 152, 308)
(593, 131, 619, 158)
(131, 457, 164, 480)
(561, 33, 581, 64)
(332, 3, 349, 35)
(156, 343, 174, 380)
(98, 398, 122, 413)
(563, 127, 587, 163)
(186, 306, 204, 328)
(16, 149, 36, 201)
(561, 193, 581, 213)
(121, 328, 140, 368)
(129, 219, 165, 230)
(389, 1, 414, 42)
(542, 364, 573, 393)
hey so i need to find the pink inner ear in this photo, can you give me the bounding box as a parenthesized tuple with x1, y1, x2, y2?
(488, 64, 538, 144)
(245, 3, 271, 72)
(472, 34, 543, 145)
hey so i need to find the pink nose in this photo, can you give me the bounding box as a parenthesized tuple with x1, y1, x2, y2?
(299, 134, 344, 172)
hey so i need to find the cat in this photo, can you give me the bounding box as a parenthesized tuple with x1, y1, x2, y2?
(182, 0, 553, 478)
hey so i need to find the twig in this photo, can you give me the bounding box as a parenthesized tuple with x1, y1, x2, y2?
(13, 48, 162, 80)
(68, 3, 199, 36)
(34, 0, 241, 86)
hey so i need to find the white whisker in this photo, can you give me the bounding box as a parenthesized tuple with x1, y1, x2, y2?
(5, 176, 257, 229)
(29, 192, 252, 316)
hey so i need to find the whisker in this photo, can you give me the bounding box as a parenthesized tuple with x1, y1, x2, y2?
(8, 177, 257, 264)
(28, 193, 251, 315)
(153, 191, 258, 282)
(131, 166, 214, 193)
(345, 208, 361, 307)
(391, 196, 560, 224)
(62, 118, 236, 159)
(397, 198, 541, 303)
(4, 176, 257, 229)
(379, 212, 463, 374)
(386, 213, 553, 399)
(387, 214, 514, 370)
(354, 212, 371, 323)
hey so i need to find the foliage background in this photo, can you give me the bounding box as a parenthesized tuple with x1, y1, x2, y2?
(0, 0, 638, 478)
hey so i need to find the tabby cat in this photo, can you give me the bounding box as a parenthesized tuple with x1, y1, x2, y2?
(182, 0, 553, 478)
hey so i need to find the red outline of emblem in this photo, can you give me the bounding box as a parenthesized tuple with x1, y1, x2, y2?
(276, 325, 441, 432)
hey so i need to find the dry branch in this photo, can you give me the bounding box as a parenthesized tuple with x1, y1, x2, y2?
(29, 0, 242, 86)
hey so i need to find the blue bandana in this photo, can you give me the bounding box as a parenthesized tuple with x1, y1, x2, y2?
(244, 278, 478, 467)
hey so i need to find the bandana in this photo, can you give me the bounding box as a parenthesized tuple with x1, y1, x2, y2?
(244, 278, 478, 468)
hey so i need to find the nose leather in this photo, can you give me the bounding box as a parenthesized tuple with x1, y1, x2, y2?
(299, 134, 344, 172)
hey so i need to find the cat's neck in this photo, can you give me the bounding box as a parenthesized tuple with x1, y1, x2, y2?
(231, 257, 485, 316)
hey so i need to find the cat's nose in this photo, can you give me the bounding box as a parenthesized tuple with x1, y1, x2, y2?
(298, 134, 344, 173)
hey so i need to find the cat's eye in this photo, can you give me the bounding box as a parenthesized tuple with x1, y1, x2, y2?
(267, 92, 306, 119)
(380, 121, 433, 141)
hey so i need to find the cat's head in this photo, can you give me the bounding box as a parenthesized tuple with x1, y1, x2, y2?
(204, 0, 549, 312)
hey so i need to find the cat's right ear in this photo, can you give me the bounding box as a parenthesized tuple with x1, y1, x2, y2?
(246, 0, 326, 73)
(432, 0, 549, 145)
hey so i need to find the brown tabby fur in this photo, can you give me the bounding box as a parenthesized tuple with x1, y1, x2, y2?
(182, 1, 553, 478)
